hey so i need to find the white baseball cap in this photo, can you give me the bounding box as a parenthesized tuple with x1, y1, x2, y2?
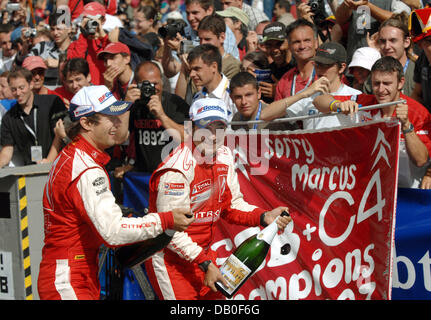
(189, 98, 229, 128)
(69, 85, 132, 121)
(348, 47, 381, 72)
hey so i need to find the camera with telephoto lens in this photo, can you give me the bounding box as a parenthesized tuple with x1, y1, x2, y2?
(158, 19, 187, 39)
(138, 80, 156, 104)
(81, 19, 99, 37)
(308, 0, 327, 26)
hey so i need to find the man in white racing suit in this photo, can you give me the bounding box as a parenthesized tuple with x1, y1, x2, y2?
(144, 97, 292, 299)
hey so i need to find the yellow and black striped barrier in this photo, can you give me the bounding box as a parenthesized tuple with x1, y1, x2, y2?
(18, 176, 33, 300)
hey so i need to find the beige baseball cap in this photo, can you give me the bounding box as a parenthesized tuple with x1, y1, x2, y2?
(216, 7, 249, 27)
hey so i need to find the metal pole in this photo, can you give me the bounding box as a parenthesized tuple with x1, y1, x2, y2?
(228, 99, 407, 126)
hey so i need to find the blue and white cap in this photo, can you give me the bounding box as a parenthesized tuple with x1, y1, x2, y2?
(189, 98, 229, 129)
(69, 85, 132, 121)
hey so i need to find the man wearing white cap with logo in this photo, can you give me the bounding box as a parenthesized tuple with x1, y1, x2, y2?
(38, 85, 194, 300)
(144, 97, 291, 300)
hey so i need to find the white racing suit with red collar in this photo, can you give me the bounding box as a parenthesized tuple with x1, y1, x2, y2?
(144, 141, 265, 300)
(38, 135, 175, 300)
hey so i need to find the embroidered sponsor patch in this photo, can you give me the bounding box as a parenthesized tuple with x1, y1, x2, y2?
(217, 165, 228, 173)
(98, 91, 113, 104)
(194, 209, 221, 223)
(73, 104, 94, 118)
(192, 179, 211, 194)
(92, 177, 105, 187)
(190, 189, 211, 203)
(96, 186, 108, 196)
(109, 102, 129, 112)
(196, 105, 225, 114)
(164, 190, 185, 196)
(74, 255, 85, 260)
(164, 182, 185, 190)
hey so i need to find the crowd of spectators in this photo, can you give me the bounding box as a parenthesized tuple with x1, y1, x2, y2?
(0, 0, 431, 190)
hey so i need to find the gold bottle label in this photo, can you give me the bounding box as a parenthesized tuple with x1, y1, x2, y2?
(218, 254, 252, 295)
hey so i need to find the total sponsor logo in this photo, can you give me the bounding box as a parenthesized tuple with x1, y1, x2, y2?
(165, 182, 185, 190)
(192, 179, 211, 194)
(164, 182, 185, 196)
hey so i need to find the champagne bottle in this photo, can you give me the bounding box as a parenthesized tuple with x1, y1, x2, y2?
(115, 229, 175, 268)
(215, 211, 289, 298)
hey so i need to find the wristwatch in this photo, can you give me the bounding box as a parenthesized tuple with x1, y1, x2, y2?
(198, 260, 212, 272)
(402, 123, 414, 135)
(260, 212, 268, 227)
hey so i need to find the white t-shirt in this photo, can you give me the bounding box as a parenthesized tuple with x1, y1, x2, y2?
(286, 84, 362, 130)
(192, 74, 237, 122)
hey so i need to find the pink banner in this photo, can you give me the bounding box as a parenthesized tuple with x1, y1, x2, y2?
(213, 120, 400, 300)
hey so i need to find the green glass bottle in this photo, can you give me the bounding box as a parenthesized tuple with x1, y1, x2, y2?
(215, 211, 289, 298)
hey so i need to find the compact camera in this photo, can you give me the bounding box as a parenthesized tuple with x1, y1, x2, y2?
(138, 81, 156, 103)
(81, 19, 99, 37)
(24, 28, 37, 38)
(180, 40, 194, 55)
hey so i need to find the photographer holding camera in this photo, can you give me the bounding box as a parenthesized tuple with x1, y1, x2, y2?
(160, 17, 189, 80)
(67, 2, 110, 85)
(113, 61, 190, 179)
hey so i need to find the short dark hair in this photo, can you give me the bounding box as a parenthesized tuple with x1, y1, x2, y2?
(371, 56, 404, 82)
(8, 68, 33, 84)
(198, 15, 225, 37)
(275, 0, 291, 12)
(62, 58, 90, 79)
(66, 114, 100, 141)
(243, 51, 269, 70)
(0, 23, 13, 34)
(286, 18, 318, 41)
(229, 72, 258, 92)
(137, 5, 159, 27)
(185, 0, 214, 11)
(187, 44, 222, 73)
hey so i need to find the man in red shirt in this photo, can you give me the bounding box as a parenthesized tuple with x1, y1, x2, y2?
(97, 42, 134, 101)
(67, 2, 110, 85)
(55, 58, 92, 107)
(274, 19, 318, 101)
(313, 56, 431, 188)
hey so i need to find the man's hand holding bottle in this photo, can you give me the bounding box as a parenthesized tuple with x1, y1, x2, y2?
(263, 206, 292, 231)
(172, 208, 195, 232)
